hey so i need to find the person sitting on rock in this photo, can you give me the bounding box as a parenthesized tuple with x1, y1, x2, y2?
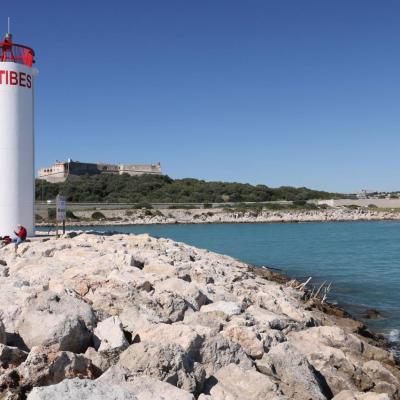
(12, 224, 27, 253)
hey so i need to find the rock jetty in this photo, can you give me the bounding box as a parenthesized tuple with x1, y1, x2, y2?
(0, 232, 398, 399)
(58, 207, 400, 226)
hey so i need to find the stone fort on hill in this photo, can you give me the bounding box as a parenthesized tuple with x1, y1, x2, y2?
(38, 159, 162, 183)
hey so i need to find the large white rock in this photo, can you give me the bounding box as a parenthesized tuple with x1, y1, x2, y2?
(183, 311, 225, 333)
(119, 306, 162, 335)
(246, 305, 290, 330)
(221, 324, 264, 359)
(118, 342, 205, 393)
(154, 278, 209, 311)
(18, 346, 99, 387)
(332, 390, 390, 400)
(27, 378, 137, 400)
(255, 291, 313, 324)
(137, 323, 202, 356)
(287, 326, 385, 396)
(362, 360, 399, 397)
(142, 261, 177, 278)
(0, 346, 100, 393)
(16, 291, 96, 353)
(124, 376, 195, 400)
(197, 333, 253, 377)
(200, 301, 242, 318)
(98, 366, 195, 400)
(84, 346, 115, 372)
(262, 342, 329, 400)
(204, 363, 285, 400)
(94, 316, 129, 352)
(151, 290, 188, 323)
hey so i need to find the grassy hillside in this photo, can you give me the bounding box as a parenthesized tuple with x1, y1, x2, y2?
(35, 174, 344, 203)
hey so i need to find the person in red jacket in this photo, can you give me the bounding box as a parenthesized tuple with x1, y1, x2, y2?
(12, 224, 27, 253)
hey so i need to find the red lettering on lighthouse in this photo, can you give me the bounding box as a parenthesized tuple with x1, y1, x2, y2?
(0, 70, 32, 88)
(9, 71, 18, 85)
(19, 72, 26, 87)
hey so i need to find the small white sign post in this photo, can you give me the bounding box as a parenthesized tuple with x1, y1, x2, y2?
(56, 195, 66, 236)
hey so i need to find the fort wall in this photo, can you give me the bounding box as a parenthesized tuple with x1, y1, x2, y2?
(38, 160, 162, 182)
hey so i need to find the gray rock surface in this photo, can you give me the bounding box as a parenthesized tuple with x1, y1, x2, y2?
(0, 343, 28, 371)
(200, 301, 242, 318)
(0, 346, 100, 392)
(137, 323, 201, 356)
(16, 291, 95, 353)
(98, 366, 195, 400)
(221, 324, 264, 359)
(261, 342, 329, 400)
(203, 363, 286, 399)
(118, 342, 205, 393)
(332, 390, 391, 400)
(0, 319, 6, 345)
(27, 378, 137, 400)
(196, 332, 253, 377)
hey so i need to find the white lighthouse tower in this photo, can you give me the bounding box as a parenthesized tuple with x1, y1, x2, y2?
(0, 29, 37, 237)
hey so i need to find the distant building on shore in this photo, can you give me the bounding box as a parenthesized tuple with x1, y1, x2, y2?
(38, 159, 162, 183)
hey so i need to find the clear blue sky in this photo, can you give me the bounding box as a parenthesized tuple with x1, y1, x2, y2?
(4, 1, 400, 192)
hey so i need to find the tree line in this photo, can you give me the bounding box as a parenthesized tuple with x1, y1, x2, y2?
(35, 174, 344, 203)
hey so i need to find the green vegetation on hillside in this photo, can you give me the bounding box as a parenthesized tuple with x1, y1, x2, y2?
(35, 174, 343, 203)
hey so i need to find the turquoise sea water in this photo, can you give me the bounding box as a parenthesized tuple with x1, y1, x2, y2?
(39, 221, 400, 347)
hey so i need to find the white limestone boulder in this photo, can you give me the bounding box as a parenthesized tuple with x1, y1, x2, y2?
(332, 390, 390, 400)
(137, 323, 202, 357)
(200, 301, 242, 318)
(98, 366, 195, 400)
(94, 316, 129, 352)
(118, 342, 205, 393)
(288, 326, 374, 395)
(16, 291, 96, 353)
(27, 378, 137, 400)
(255, 291, 314, 325)
(183, 311, 225, 334)
(123, 376, 195, 400)
(0, 345, 100, 393)
(261, 342, 329, 400)
(221, 324, 264, 359)
(84, 346, 113, 372)
(150, 290, 189, 322)
(154, 278, 209, 311)
(362, 360, 399, 398)
(197, 332, 253, 377)
(119, 305, 162, 336)
(246, 305, 290, 331)
(203, 363, 286, 400)
(142, 261, 177, 278)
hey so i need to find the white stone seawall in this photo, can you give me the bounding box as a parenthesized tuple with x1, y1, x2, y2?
(53, 207, 400, 226)
(0, 232, 398, 399)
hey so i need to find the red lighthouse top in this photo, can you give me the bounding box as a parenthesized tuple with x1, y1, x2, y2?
(0, 33, 35, 67)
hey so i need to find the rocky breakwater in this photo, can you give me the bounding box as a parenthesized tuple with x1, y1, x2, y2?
(68, 207, 400, 226)
(0, 232, 398, 399)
